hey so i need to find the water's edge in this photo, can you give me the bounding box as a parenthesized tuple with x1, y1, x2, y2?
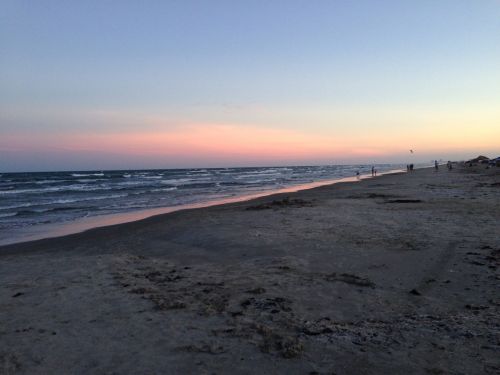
(1, 169, 405, 246)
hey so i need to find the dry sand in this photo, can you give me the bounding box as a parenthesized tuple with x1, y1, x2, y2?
(0, 164, 499, 375)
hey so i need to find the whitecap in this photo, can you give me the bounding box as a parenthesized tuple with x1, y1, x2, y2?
(150, 187, 177, 192)
(35, 179, 68, 184)
(71, 173, 105, 177)
(0, 212, 17, 218)
(0, 202, 34, 210)
(161, 178, 194, 185)
(51, 194, 128, 204)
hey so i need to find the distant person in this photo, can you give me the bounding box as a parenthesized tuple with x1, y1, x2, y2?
(356, 171, 360, 179)
(435, 160, 439, 171)
(410, 164, 414, 171)
(371, 166, 375, 177)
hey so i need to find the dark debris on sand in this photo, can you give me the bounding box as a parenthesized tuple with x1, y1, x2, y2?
(110, 254, 442, 365)
(246, 197, 313, 210)
(112, 255, 383, 359)
(111, 251, 500, 372)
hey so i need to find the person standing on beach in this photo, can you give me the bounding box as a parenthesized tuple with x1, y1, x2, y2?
(371, 166, 375, 177)
(435, 160, 439, 171)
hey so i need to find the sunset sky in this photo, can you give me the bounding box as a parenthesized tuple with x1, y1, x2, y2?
(1, 1, 499, 171)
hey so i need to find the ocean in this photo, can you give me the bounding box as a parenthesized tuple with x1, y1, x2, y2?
(0, 164, 404, 244)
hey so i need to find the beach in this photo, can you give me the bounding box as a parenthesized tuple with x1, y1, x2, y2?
(0, 164, 499, 374)
(0, 165, 404, 246)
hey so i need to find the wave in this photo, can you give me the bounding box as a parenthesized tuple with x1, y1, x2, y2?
(218, 181, 246, 186)
(71, 173, 105, 177)
(35, 179, 71, 184)
(15, 209, 50, 216)
(244, 178, 279, 184)
(0, 184, 115, 195)
(76, 179, 103, 183)
(15, 205, 98, 216)
(0, 212, 17, 218)
(178, 182, 217, 189)
(161, 178, 195, 185)
(116, 180, 150, 187)
(50, 194, 128, 204)
(134, 172, 163, 177)
(233, 173, 280, 180)
(0, 202, 35, 211)
(186, 173, 211, 177)
(0, 188, 46, 195)
(239, 169, 282, 175)
(2, 195, 130, 217)
(150, 187, 178, 193)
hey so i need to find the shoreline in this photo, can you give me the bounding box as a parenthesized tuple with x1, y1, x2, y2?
(1, 168, 404, 247)
(1, 164, 498, 374)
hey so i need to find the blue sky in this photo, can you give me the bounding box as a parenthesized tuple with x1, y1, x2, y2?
(1, 1, 499, 171)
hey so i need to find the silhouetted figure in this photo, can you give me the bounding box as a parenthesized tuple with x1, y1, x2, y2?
(435, 160, 439, 171)
(371, 166, 375, 177)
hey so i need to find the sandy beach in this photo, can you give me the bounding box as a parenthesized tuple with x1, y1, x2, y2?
(1, 164, 499, 375)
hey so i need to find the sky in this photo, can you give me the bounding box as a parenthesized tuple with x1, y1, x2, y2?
(1, 0, 499, 172)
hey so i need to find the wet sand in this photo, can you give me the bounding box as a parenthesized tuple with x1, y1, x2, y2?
(1, 164, 499, 374)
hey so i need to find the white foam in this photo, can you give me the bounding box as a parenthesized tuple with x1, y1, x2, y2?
(71, 173, 105, 177)
(0, 188, 40, 195)
(51, 194, 128, 204)
(161, 178, 194, 185)
(35, 179, 68, 184)
(0, 202, 34, 210)
(0, 212, 17, 218)
(150, 187, 177, 192)
(245, 178, 277, 184)
(234, 173, 280, 180)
